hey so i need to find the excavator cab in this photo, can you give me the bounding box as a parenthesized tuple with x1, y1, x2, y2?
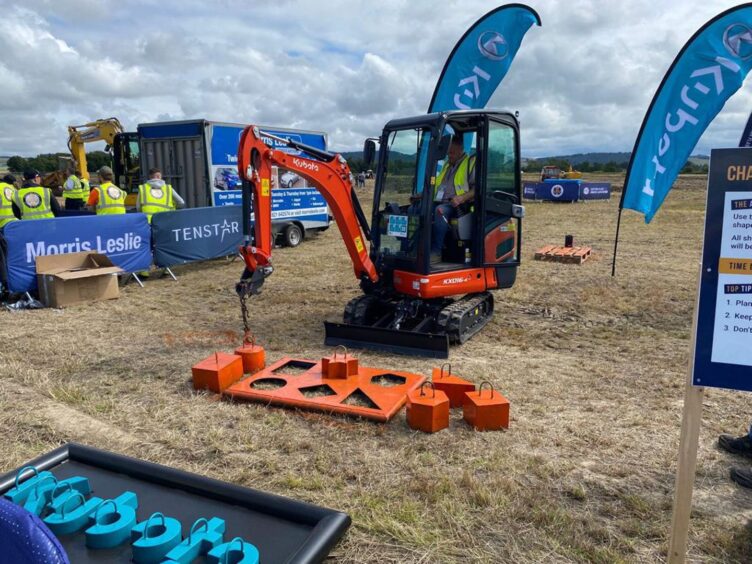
(370, 111, 521, 278)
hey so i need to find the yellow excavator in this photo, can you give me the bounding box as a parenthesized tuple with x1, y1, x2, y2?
(67, 117, 125, 181)
(66, 117, 140, 205)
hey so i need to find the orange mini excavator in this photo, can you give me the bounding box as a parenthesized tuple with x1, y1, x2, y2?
(236, 110, 525, 358)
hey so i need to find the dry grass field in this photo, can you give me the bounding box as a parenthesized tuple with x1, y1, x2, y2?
(2, 173, 752, 562)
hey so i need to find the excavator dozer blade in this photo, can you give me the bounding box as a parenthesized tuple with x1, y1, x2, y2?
(324, 322, 449, 359)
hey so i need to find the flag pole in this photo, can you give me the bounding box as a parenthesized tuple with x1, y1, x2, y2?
(611, 206, 624, 277)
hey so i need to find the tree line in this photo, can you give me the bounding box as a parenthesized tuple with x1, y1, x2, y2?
(6, 151, 112, 174)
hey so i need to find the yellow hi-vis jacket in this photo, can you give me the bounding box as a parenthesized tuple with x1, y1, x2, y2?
(63, 174, 90, 200)
(95, 182, 126, 215)
(138, 181, 175, 223)
(15, 186, 54, 220)
(0, 182, 18, 228)
(434, 154, 475, 199)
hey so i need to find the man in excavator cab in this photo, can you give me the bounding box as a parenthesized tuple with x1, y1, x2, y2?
(431, 132, 476, 264)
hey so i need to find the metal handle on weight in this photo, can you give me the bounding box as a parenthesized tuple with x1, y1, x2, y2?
(478, 381, 495, 398)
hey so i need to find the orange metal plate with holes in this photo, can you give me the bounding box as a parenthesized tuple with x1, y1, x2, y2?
(222, 357, 426, 422)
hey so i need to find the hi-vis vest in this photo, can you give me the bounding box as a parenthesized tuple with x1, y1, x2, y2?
(64, 174, 90, 200)
(15, 186, 54, 220)
(434, 154, 475, 199)
(95, 182, 126, 215)
(138, 181, 174, 223)
(0, 182, 18, 228)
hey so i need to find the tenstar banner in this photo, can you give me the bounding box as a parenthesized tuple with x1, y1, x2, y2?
(152, 206, 243, 267)
(2, 214, 151, 293)
(428, 4, 541, 112)
(622, 4, 752, 222)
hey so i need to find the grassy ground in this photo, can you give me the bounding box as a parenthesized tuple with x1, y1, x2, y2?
(2, 173, 752, 562)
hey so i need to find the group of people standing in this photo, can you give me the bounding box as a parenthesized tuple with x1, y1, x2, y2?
(0, 165, 184, 230)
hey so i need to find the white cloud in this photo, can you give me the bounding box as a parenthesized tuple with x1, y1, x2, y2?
(0, 0, 750, 157)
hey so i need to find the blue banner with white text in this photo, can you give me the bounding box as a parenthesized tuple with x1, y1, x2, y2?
(2, 214, 152, 293)
(622, 5, 752, 222)
(152, 206, 243, 267)
(428, 4, 541, 112)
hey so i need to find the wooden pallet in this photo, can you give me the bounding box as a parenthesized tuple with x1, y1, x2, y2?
(534, 245, 592, 264)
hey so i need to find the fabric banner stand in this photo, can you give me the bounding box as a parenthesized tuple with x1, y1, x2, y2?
(151, 206, 243, 269)
(2, 214, 152, 293)
(522, 181, 611, 201)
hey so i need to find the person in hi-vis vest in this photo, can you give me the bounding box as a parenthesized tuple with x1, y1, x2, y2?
(431, 134, 475, 259)
(87, 166, 125, 215)
(62, 161, 90, 211)
(0, 174, 20, 230)
(13, 170, 61, 220)
(137, 167, 185, 223)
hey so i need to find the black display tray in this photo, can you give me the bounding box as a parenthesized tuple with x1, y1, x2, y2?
(0, 443, 350, 563)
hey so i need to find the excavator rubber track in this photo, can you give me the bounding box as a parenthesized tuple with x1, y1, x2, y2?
(436, 292, 494, 344)
(324, 292, 494, 358)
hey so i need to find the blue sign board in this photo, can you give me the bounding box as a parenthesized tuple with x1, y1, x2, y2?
(536, 180, 580, 201)
(693, 148, 752, 391)
(152, 206, 243, 268)
(580, 182, 611, 200)
(2, 214, 152, 293)
(210, 123, 327, 208)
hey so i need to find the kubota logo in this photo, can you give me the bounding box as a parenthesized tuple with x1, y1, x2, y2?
(292, 158, 319, 172)
(477, 31, 508, 61)
(724, 24, 752, 60)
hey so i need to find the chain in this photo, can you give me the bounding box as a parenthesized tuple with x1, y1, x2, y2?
(239, 289, 251, 340)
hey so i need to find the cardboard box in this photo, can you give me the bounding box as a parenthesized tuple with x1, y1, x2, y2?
(36, 252, 123, 308)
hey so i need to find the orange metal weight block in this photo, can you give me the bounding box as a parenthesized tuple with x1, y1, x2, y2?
(192, 352, 244, 393)
(321, 346, 358, 380)
(234, 337, 266, 374)
(406, 382, 450, 433)
(463, 381, 510, 431)
(432, 363, 475, 408)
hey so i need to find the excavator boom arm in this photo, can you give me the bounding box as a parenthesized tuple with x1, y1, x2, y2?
(236, 126, 378, 294)
(67, 118, 125, 180)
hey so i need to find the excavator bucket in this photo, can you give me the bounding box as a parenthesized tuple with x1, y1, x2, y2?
(324, 322, 449, 359)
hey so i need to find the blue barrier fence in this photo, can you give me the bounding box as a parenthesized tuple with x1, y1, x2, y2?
(1, 209, 243, 293)
(2, 214, 152, 293)
(152, 206, 243, 267)
(522, 181, 612, 201)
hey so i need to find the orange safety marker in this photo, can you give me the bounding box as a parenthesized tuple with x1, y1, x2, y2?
(463, 381, 510, 431)
(406, 382, 449, 433)
(223, 355, 426, 422)
(192, 352, 244, 393)
(431, 363, 475, 408)
(321, 346, 358, 380)
(234, 335, 266, 374)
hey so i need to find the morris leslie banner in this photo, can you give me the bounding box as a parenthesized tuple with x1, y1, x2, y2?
(621, 3, 752, 222)
(2, 214, 152, 293)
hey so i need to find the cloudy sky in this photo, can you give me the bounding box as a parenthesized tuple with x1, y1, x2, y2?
(1, 0, 751, 157)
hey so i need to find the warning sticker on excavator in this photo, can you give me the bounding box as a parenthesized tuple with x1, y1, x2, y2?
(354, 236, 364, 253)
(261, 179, 270, 196)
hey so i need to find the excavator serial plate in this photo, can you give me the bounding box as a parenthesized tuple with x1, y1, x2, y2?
(223, 357, 426, 422)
